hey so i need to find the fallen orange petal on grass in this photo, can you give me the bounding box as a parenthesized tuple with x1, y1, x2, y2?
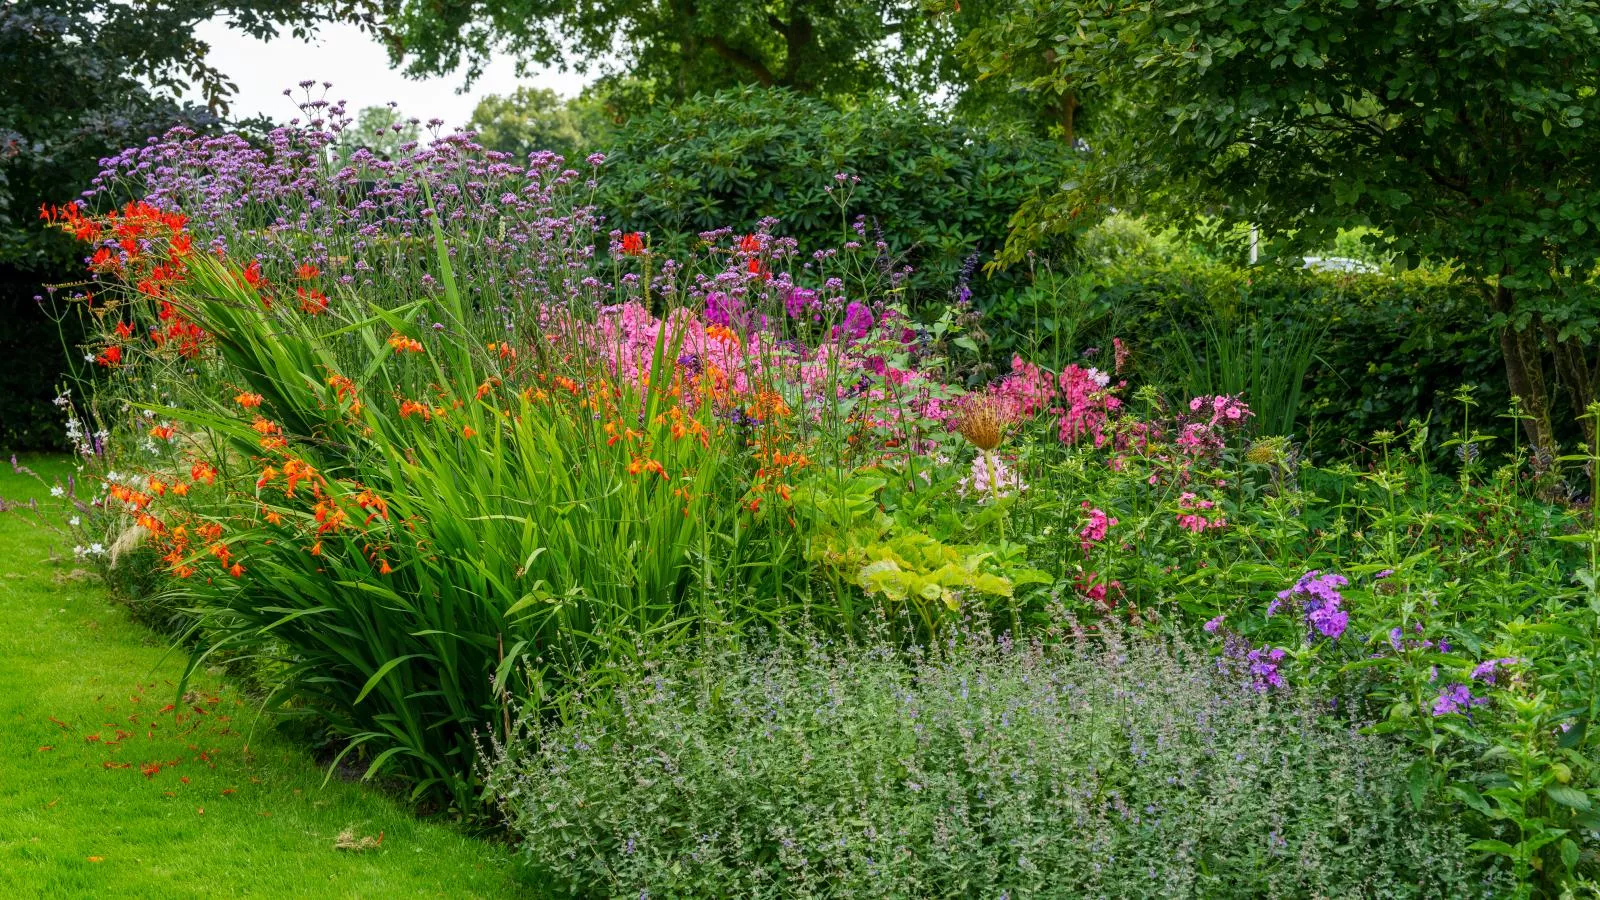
(86, 857, 104, 863)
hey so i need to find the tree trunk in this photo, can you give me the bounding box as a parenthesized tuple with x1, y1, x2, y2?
(1549, 329, 1598, 449)
(1487, 282, 1555, 451)
(1060, 91, 1079, 148)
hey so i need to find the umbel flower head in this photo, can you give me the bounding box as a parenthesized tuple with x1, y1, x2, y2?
(952, 391, 1019, 451)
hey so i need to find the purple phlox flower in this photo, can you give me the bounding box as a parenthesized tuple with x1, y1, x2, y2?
(1374, 568, 1395, 580)
(1278, 570, 1350, 641)
(1245, 646, 1287, 693)
(1431, 682, 1488, 717)
(1203, 614, 1226, 633)
(1470, 657, 1520, 685)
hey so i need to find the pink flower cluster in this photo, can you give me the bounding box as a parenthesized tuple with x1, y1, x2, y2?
(1176, 492, 1227, 533)
(1078, 503, 1117, 551)
(994, 355, 1124, 448)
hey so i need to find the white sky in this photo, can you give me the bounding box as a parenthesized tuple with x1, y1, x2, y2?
(189, 19, 593, 129)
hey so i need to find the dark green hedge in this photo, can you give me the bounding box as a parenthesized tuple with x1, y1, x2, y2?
(1, 264, 76, 451)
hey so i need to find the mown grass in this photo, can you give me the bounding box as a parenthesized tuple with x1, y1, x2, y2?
(0, 455, 524, 898)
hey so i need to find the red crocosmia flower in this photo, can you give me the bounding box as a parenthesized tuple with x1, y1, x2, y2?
(243, 260, 265, 287)
(297, 287, 328, 315)
(115, 320, 134, 339)
(96, 345, 123, 367)
(620, 232, 646, 256)
(738, 234, 761, 253)
(295, 263, 320, 281)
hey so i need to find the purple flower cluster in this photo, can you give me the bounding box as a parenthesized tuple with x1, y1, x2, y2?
(1431, 683, 1488, 717)
(1470, 657, 1519, 685)
(1273, 571, 1350, 641)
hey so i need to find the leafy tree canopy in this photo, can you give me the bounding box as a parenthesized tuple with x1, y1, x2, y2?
(466, 87, 610, 160)
(334, 104, 422, 161)
(976, 0, 1600, 448)
(387, 0, 979, 106)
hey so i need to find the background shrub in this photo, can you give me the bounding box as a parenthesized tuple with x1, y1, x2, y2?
(487, 627, 1502, 898)
(597, 87, 1076, 304)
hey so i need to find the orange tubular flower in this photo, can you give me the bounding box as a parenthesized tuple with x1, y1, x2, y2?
(399, 399, 431, 421)
(295, 263, 320, 281)
(354, 489, 389, 524)
(461, 426, 478, 439)
(149, 425, 175, 441)
(190, 461, 217, 485)
(96, 345, 123, 367)
(620, 232, 646, 256)
(234, 392, 263, 410)
(387, 332, 424, 354)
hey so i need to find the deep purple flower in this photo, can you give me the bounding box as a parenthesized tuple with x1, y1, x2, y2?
(1431, 683, 1487, 717)
(1471, 657, 1519, 684)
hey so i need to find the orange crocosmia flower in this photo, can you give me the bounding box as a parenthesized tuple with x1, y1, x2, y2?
(309, 541, 322, 557)
(149, 424, 175, 441)
(250, 417, 281, 436)
(398, 399, 431, 421)
(295, 262, 320, 281)
(234, 392, 263, 409)
(190, 461, 217, 485)
(172, 483, 190, 497)
(263, 509, 283, 526)
(255, 466, 277, 490)
(242, 260, 265, 288)
(259, 436, 287, 450)
(461, 426, 477, 439)
(620, 232, 646, 256)
(115, 320, 134, 339)
(377, 559, 393, 576)
(197, 522, 223, 543)
(738, 234, 762, 253)
(228, 563, 244, 578)
(354, 490, 388, 524)
(148, 477, 167, 497)
(387, 332, 423, 354)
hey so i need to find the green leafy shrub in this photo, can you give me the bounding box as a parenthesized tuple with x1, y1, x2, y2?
(486, 628, 1502, 898)
(597, 87, 1076, 303)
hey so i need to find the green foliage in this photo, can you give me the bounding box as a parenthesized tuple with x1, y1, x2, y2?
(487, 628, 1497, 898)
(466, 87, 605, 161)
(334, 105, 420, 162)
(597, 87, 1075, 302)
(971, 0, 1600, 448)
(385, 0, 959, 105)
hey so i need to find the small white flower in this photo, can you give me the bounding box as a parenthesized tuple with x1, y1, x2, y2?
(69, 516, 81, 526)
(89, 543, 106, 555)
(49, 486, 65, 498)
(1087, 367, 1111, 389)
(73, 545, 87, 557)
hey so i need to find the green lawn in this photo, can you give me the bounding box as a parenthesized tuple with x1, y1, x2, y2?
(0, 455, 525, 898)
